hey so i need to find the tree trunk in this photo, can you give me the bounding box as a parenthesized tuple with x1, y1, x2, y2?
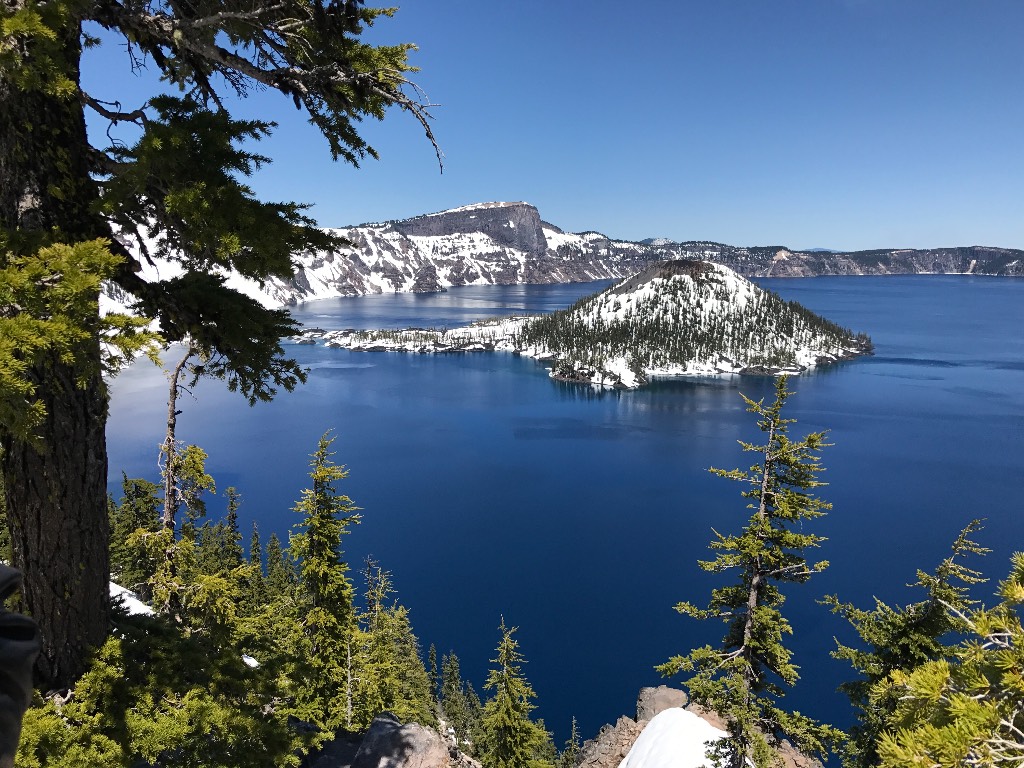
(0, 19, 113, 689)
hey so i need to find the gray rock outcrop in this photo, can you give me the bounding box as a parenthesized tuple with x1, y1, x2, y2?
(577, 715, 647, 768)
(635, 685, 688, 722)
(349, 713, 450, 768)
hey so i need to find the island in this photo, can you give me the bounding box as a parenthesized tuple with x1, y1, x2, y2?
(293, 260, 873, 390)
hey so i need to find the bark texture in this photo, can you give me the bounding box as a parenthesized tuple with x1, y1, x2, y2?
(0, 21, 112, 689)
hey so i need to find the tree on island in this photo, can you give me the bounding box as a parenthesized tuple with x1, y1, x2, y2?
(0, 0, 436, 688)
(658, 376, 840, 768)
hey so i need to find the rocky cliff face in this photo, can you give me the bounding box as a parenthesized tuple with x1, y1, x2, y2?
(113, 201, 1024, 310)
(254, 202, 1024, 306)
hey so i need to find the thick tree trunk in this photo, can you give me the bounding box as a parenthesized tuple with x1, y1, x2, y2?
(0, 358, 109, 689)
(0, 20, 112, 689)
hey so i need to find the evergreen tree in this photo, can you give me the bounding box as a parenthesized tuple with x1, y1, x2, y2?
(559, 717, 582, 768)
(266, 532, 297, 601)
(874, 552, 1024, 767)
(193, 487, 246, 577)
(441, 651, 471, 744)
(109, 474, 161, 599)
(657, 377, 839, 768)
(353, 559, 436, 729)
(243, 522, 267, 611)
(0, 0, 436, 688)
(476, 619, 555, 768)
(824, 520, 988, 767)
(288, 432, 361, 728)
(429, 643, 440, 706)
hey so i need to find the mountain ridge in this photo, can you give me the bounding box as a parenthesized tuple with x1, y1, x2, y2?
(259, 201, 1024, 306)
(108, 201, 1024, 312)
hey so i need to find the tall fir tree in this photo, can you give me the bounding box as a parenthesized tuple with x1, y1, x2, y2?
(657, 376, 839, 768)
(441, 651, 471, 744)
(109, 474, 161, 599)
(1, 0, 436, 688)
(265, 532, 297, 601)
(824, 520, 988, 767)
(429, 643, 440, 707)
(353, 558, 436, 729)
(559, 717, 582, 768)
(288, 432, 361, 728)
(476, 619, 555, 768)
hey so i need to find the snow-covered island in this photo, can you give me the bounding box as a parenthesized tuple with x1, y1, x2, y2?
(293, 260, 872, 390)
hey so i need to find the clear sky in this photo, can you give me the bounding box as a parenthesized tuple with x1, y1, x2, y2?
(82, 1, 1024, 250)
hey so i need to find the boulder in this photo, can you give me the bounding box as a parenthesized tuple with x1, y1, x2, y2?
(349, 713, 450, 768)
(636, 686, 687, 722)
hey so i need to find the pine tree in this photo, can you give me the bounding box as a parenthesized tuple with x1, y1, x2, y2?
(657, 376, 840, 768)
(243, 522, 267, 612)
(288, 432, 361, 728)
(109, 474, 161, 599)
(874, 552, 1024, 767)
(352, 558, 436, 729)
(441, 651, 471, 744)
(429, 643, 440, 706)
(1, 0, 436, 688)
(265, 532, 297, 601)
(559, 717, 582, 768)
(824, 520, 988, 767)
(476, 619, 555, 768)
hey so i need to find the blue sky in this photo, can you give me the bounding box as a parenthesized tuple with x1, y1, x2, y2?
(83, 1, 1024, 250)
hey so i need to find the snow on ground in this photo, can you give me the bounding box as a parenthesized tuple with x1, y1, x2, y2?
(110, 582, 154, 616)
(619, 708, 728, 768)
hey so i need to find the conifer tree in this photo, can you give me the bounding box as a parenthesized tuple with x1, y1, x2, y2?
(429, 643, 440, 706)
(266, 532, 297, 601)
(353, 558, 436, 729)
(441, 651, 471, 743)
(657, 376, 839, 768)
(109, 474, 161, 599)
(244, 522, 267, 611)
(874, 552, 1024, 767)
(288, 432, 361, 728)
(824, 520, 988, 767)
(477, 619, 555, 768)
(559, 716, 582, 768)
(1, 0, 436, 688)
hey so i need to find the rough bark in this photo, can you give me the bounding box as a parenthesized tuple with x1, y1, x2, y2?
(0, 20, 113, 689)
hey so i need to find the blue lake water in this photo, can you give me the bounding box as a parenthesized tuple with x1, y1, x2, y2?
(106, 275, 1024, 745)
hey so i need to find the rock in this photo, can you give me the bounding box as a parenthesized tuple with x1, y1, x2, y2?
(577, 715, 646, 768)
(636, 686, 687, 721)
(349, 713, 450, 768)
(302, 727, 363, 768)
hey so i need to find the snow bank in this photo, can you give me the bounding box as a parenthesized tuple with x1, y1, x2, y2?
(619, 708, 729, 768)
(110, 582, 154, 616)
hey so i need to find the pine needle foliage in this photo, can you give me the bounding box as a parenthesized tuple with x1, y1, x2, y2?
(658, 376, 840, 768)
(874, 552, 1024, 767)
(824, 520, 988, 767)
(288, 432, 361, 729)
(477, 619, 555, 768)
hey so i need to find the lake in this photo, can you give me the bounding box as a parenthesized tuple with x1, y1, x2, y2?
(106, 275, 1024, 745)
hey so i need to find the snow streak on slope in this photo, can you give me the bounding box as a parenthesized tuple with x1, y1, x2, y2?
(515, 260, 871, 387)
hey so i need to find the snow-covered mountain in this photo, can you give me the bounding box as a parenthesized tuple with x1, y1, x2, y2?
(297, 260, 872, 389)
(105, 200, 1024, 312)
